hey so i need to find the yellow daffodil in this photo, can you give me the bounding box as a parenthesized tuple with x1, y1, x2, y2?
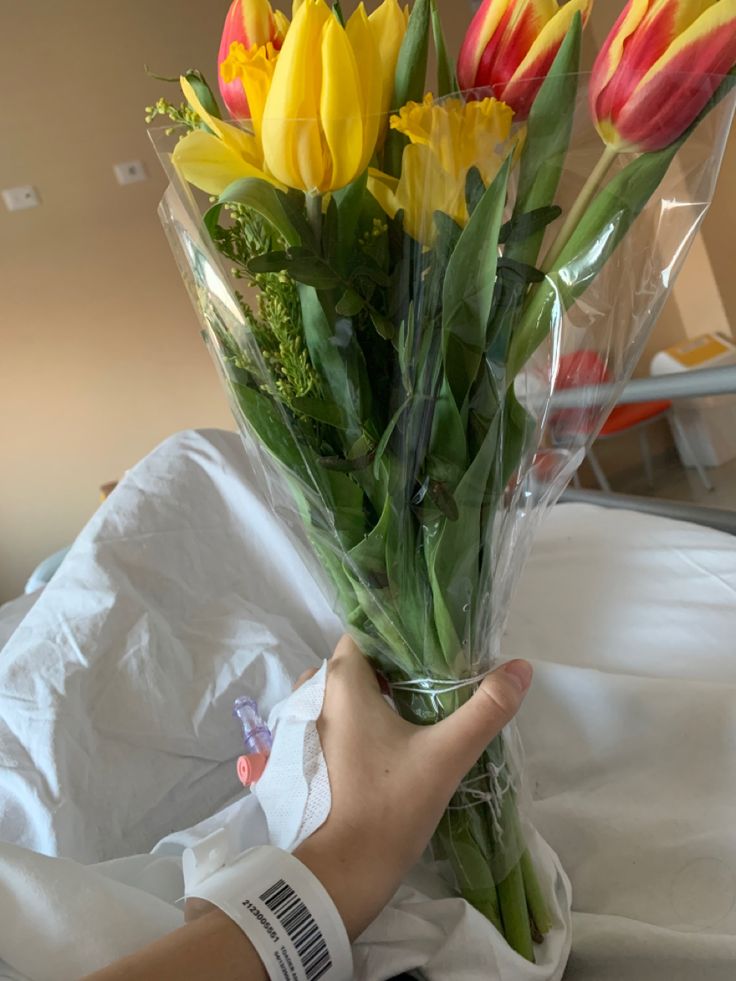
(171, 74, 275, 196)
(368, 94, 514, 245)
(221, 40, 279, 146)
(261, 0, 384, 193)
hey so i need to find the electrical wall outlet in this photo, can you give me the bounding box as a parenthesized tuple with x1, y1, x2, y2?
(2, 185, 41, 211)
(114, 160, 148, 185)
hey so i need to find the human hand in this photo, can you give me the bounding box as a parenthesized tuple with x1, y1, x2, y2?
(293, 635, 532, 940)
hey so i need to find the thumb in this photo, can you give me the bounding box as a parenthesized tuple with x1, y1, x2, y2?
(427, 660, 533, 785)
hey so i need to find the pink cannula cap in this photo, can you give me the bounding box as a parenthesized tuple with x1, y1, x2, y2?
(237, 752, 269, 787)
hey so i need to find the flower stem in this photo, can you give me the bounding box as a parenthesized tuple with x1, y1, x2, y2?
(498, 859, 535, 962)
(521, 848, 552, 934)
(542, 144, 618, 272)
(306, 192, 323, 249)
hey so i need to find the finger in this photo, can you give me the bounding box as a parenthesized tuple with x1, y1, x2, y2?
(293, 666, 319, 691)
(426, 660, 533, 783)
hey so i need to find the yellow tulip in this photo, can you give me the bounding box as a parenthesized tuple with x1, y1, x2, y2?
(261, 0, 384, 193)
(368, 94, 514, 245)
(368, 0, 410, 116)
(171, 74, 274, 196)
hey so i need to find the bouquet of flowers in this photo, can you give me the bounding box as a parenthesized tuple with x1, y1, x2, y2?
(149, 0, 736, 962)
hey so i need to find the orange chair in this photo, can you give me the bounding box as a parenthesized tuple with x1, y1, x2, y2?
(552, 351, 712, 492)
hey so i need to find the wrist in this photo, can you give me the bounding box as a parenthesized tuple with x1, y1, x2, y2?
(294, 832, 388, 942)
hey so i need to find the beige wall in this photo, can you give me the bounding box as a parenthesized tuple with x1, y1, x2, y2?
(0, 1, 238, 601)
(1, 0, 734, 601)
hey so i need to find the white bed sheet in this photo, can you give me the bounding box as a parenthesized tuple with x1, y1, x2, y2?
(0, 429, 734, 979)
(0, 592, 41, 654)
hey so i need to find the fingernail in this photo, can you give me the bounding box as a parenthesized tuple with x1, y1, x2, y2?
(502, 659, 533, 693)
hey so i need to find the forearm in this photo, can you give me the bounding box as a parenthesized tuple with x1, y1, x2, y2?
(80, 909, 267, 981)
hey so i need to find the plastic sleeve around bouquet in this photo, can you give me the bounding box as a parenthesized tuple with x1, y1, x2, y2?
(151, 65, 734, 958)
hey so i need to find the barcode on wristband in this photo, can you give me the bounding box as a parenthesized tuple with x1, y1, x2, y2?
(259, 878, 333, 981)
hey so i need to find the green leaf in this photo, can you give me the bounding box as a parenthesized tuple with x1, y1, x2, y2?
(204, 202, 224, 240)
(335, 289, 364, 316)
(442, 156, 511, 409)
(505, 14, 581, 268)
(292, 397, 348, 429)
(385, 0, 431, 175)
(499, 205, 562, 245)
(276, 189, 319, 251)
(332, 0, 346, 26)
(497, 257, 545, 284)
(465, 167, 485, 218)
(426, 377, 467, 491)
(319, 451, 374, 472)
(232, 383, 307, 480)
(372, 395, 411, 478)
(350, 256, 391, 287)
(430, 0, 457, 97)
(247, 250, 291, 274)
(183, 69, 222, 120)
(286, 257, 341, 289)
(369, 308, 395, 340)
(427, 480, 459, 521)
(333, 171, 368, 272)
(298, 284, 365, 440)
(424, 412, 503, 662)
(212, 178, 300, 247)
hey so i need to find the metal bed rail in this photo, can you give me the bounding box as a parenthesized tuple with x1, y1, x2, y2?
(554, 363, 736, 533)
(549, 363, 736, 408)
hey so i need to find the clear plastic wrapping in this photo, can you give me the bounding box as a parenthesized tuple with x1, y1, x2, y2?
(152, 67, 734, 958)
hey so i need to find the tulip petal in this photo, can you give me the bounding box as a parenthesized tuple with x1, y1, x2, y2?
(348, 4, 385, 170)
(595, 0, 715, 125)
(172, 129, 266, 196)
(239, 0, 276, 45)
(320, 13, 366, 190)
(273, 9, 290, 41)
(485, 0, 559, 93)
(218, 3, 252, 118)
(262, 0, 330, 192)
(368, 0, 409, 113)
(503, 0, 592, 117)
(617, 0, 736, 150)
(590, 0, 652, 110)
(458, 0, 514, 89)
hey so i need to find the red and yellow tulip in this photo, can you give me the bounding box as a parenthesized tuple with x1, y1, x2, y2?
(218, 0, 289, 120)
(590, 0, 736, 152)
(457, 0, 592, 119)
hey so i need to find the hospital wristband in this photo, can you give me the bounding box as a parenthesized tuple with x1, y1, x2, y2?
(185, 845, 353, 981)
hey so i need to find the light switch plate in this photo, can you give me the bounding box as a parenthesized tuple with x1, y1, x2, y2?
(2, 185, 41, 211)
(114, 160, 148, 185)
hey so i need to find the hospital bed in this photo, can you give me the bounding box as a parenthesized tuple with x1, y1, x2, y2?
(0, 365, 734, 979)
